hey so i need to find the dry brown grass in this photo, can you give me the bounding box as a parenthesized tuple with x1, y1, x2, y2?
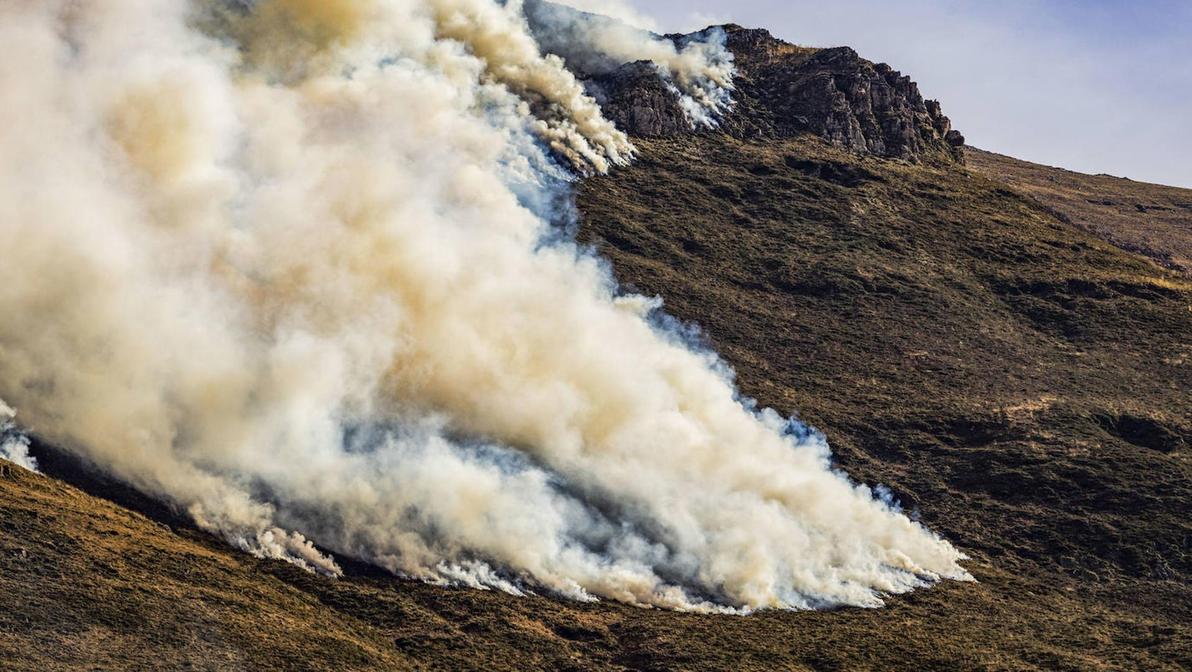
(968, 148, 1192, 275)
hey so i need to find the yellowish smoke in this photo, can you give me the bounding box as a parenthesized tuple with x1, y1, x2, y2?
(0, 0, 969, 610)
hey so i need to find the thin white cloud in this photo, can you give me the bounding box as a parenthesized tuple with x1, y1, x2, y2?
(548, 0, 659, 30)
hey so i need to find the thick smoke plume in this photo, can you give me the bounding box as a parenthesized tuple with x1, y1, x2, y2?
(0, 0, 969, 610)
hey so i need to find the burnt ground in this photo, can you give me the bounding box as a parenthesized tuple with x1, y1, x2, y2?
(1, 134, 1189, 671)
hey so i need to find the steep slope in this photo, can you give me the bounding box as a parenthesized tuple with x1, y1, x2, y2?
(0, 463, 410, 671)
(576, 134, 1191, 667)
(4, 20, 1191, 672)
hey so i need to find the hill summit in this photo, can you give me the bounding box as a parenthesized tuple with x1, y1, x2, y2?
(584, 24, 965, 162)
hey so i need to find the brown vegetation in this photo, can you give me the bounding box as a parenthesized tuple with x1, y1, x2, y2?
(968, 148, 1192, 275)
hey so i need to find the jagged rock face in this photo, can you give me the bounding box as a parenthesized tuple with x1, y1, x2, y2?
(584, 25, 964, 163)
(733, 42, 963, 161)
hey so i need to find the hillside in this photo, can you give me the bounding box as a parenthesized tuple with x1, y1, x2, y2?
(4, 19, 1191, 672)
(5, 135, 1190, 672)
(968, 148, 1192, 276)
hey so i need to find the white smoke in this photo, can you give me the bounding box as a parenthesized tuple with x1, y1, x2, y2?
(522, 1, 736, 128)
(0, 399, 38, 472)
(547, 0, 657, 30)
(0, 0, 969, 611)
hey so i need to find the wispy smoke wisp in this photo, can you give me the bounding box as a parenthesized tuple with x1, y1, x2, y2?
(0, 0, 969, 611)
(0, 400, 37, 472)
(522, 0, 736, 128)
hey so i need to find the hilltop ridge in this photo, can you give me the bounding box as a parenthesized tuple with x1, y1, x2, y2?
(585, 24, 964, 162)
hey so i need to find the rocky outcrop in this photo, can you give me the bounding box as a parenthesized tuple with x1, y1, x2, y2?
(727, 39, 964, 162)
(582, 25, 965, 163)
(584, 62, 693, 138)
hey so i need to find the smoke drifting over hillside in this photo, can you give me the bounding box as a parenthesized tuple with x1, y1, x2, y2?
(522, 0, 735, 127)
(0, 0, 969, 610)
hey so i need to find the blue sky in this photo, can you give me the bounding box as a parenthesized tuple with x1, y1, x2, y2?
(580, 1, 1192, 187)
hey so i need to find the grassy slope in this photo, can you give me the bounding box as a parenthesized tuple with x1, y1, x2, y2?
(0, 463, 412, 671)
(967, 148, 1192, 275)
(2, 135, 1189, 671)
